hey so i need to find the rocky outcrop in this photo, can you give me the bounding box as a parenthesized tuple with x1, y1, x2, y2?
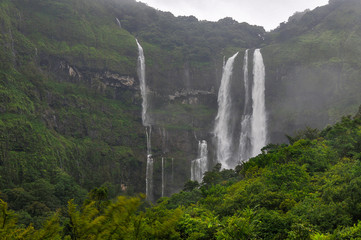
(168, 88, 215, 101)
(56, 60, 136, 90)
(99, 72, 134, 88)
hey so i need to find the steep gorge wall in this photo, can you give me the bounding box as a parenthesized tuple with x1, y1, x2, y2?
(262, 0, 361, 143)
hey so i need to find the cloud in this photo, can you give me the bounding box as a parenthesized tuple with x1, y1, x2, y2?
(138, 0, 329, 30)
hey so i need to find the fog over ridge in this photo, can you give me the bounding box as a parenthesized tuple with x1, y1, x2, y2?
(139, 0, 329, 30)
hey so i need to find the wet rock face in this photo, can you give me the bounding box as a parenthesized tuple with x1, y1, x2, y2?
(101, 72, 134, 87)
(41, 55, 218, 198)
(58, 61, 81, 80)
(56, 60, 136, 89)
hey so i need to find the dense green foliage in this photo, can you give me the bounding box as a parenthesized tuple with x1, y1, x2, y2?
(111, 0, 264, 62)
(17, 0, 138, 73)
(3, 108, 361, 239)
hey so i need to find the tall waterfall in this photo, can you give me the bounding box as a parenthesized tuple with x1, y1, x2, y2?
(250, 49, 267, 157)
(214, 52, 239, 169)
(136, 39, 153, 202)
(239, 50, 252, 162)
(191, 140, 208, 183)
(145, 127, 153, 202)
(136, 39, 149, 127)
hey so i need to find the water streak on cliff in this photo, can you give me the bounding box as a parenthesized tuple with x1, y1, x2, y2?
(191, 140, 208, 183)
(115, 17, 121, 28)
(145, 127, 153, 202)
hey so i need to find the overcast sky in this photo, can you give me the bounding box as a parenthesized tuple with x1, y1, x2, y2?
(138, 0, 329, 31)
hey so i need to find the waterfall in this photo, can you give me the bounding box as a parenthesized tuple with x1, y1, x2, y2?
(160, 127, 167, 153)
(239, 50, 252, 162)
(115, 17, 121, 28)
(191, 140, 208, 183)
(146, 126, 152, 155)
(136, 39, 153, 202)
(160, 128, 167, 198)
(161, 157, 165, 197)
(214, 52, 239, 169)
(242, 50, 250, 116)
(136, 39, 149, 127)
(250, 49, 267, 157)
(146, 153, 154, 202)
(145, 126, 153, 202)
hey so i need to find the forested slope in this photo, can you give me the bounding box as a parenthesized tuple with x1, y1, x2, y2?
(2, 107, 361, 239)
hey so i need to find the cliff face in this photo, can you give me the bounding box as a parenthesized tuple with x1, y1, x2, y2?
(1, 0, 361, 207)
(263, 0, 361, 143)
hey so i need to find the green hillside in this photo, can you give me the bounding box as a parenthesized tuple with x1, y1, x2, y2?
(263, 0, 361, 141)
(2, 106, 361, 239)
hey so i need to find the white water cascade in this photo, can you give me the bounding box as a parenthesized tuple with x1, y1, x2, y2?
(115, 17, 121, 28)
(136, 39, 149, 127)
(136, 39, 153, 202)
(145, 127, 153, 202)
(250, 49, 267, 157)
(239, 50, 252, 162)
(214, 52, 239, 169)
(191, 140, 208, 183)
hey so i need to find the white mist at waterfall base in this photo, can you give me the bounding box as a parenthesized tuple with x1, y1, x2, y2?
(239, 115, 252, 162)
(191, 140, 208, 183)
(250, 49, 267, 157)
(214, 52, 239, 169)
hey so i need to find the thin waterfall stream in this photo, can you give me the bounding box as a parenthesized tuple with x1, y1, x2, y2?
(136, 39, 154, 202)
(191, 140, 208, 183)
